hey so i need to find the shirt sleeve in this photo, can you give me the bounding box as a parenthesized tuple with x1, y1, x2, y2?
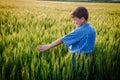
(61, 28, 85, 47)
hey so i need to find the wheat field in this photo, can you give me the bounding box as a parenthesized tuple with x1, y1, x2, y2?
(0, 0, 120, 80)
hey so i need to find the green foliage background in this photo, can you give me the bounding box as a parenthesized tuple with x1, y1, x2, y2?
(0, 0, 120, 80)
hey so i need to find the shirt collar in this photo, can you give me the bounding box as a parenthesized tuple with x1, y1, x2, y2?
(81, 23, 89, 27)
(77, 23, 89, 29)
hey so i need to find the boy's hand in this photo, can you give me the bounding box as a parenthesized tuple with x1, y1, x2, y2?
(37, 44, 51, 52)
(37, 38, 62, 52)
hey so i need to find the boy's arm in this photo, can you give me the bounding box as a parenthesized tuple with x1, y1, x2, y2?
(37, 38, 63, 52)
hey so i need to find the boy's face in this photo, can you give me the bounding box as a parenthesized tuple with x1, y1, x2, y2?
(73, 17, 86, 27)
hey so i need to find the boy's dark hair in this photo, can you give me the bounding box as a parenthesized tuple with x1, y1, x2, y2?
(71, 7, 89, 21)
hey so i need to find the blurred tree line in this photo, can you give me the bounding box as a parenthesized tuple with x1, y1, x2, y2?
(42, 0, 120, 3)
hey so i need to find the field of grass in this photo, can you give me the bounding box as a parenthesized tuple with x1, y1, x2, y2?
(0, 0, 120, 80)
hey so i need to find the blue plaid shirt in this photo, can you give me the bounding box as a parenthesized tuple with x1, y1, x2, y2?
(62, 23, 96, 54)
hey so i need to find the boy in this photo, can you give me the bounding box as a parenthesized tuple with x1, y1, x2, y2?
(37, 7, 96, 64)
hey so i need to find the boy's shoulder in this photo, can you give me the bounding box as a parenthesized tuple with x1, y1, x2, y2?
(73, 23, 95, 34)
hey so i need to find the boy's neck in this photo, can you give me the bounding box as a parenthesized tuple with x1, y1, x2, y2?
(82, 21, 87, 25)
(78, 21, 87, 27)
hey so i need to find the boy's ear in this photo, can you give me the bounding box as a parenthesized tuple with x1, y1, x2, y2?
(81, 17, 86, 21)
(81, 17, 85, 20)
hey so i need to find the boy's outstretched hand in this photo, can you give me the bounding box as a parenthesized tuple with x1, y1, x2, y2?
(37, 44, 51, 52)
(37, 38, 63, 52)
